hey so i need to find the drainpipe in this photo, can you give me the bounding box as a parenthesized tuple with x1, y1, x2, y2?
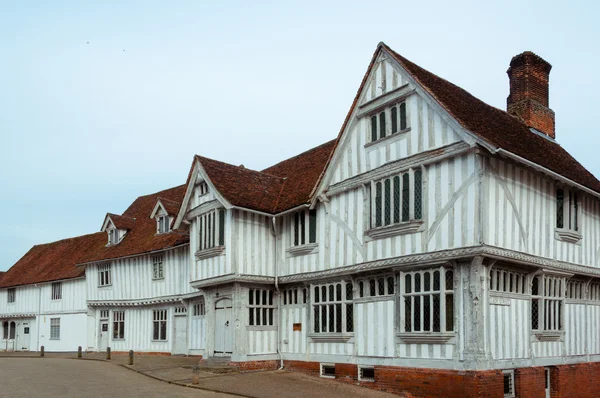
(36, 283, 41, 352)
(271, 216, 284, 370)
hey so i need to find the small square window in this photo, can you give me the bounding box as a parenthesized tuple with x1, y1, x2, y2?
(503, 370, 515, 398)
(359, 366, 375, 382)
(320, 363, 335, 379)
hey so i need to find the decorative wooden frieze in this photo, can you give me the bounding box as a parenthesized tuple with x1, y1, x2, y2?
(489, 296, 511, 306)
(365, 220, 424, 240)
(534, 331, 563, 342)
(286, 243, 319, 257)
(195, 246, 225, 260)
(309, 334, 353, 343)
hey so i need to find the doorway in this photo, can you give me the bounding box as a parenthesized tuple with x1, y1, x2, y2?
(99, 321, 109, 351)
(213, 298, 233, 357)
(18, 322, 30, 351)
(172, 306, 188, 355)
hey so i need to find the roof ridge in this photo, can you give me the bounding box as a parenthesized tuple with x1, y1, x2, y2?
(33, 231, 105, 248)
(261, 139, 337, 173)
(196, 155, 287, 183)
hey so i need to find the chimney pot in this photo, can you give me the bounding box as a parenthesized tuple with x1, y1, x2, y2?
(507, 51, 555, 138)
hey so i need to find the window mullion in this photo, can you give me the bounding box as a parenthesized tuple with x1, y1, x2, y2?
(440, 285, 447, 333)
(371, 181, 376, 227)
(409, 169, 415, 220)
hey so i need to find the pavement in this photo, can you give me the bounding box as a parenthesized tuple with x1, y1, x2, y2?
(0, 351, 396, 398)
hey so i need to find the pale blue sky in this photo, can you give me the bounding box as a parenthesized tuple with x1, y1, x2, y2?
(1, 1, 598, 270)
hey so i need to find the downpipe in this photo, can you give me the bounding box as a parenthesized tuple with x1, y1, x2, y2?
(272, 216, 284, 370)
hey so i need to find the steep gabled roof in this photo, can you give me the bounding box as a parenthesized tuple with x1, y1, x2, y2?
(157, 197, 182, 216)
(104, 213, 136, 230)
(380, 43, 600, 193)
(0, 233, 101, 288)
(262, 139, 337, 212)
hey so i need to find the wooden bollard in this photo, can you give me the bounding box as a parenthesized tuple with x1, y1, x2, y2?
(128, 350, 134, 365)
(106, 347, 111, 360)
(78, 346, 82, 358)
(40, 346, 44, 357)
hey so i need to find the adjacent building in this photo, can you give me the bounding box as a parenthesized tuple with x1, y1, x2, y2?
(2, 42, 600, 397)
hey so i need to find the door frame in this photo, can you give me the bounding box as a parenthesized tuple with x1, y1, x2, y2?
(213, 297, 233, 357)
(172, 307, 188, 355)
(98, 319, 109, 351)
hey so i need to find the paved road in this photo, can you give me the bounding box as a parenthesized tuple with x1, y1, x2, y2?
(0, 358, 232, 398)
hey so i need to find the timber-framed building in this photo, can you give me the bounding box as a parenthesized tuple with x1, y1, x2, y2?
(1, 42, 599, 397)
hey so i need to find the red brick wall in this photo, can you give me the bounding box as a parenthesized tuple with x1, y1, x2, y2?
(551, 363, 600, 398)
(515, 367, 546, 398)
(228, 360, 279, 372)
(283, 361, 504, 398)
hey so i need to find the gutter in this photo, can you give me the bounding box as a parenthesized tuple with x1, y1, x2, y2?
(495, 149, 600, 199)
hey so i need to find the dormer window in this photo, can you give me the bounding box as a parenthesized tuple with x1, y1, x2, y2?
(198, 181, 209, 196)
(157, 215, 170, 234)
(108, 228, 119, 245)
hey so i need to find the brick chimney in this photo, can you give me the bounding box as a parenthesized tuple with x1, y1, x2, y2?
(507, 51, 555, 138)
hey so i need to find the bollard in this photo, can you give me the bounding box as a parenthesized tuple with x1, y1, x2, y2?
(40, 346, 44, 357)
(128, 350, 134, 365)
(77, 346, 82, 358)
(106, 347, 111, 360)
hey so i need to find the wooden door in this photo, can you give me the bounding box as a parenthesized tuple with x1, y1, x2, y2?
(18, 322, 30, 351)
(172, 315, 188, 355)
(214, 299, 233, 356)
(99, 321, 109, 351)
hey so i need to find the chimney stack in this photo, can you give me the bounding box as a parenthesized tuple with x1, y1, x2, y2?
(507, 51, 555, 138)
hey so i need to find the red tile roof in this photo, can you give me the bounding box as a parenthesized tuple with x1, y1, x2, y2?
(196, 140, 337, 214)
(0, 185, 190, 288)
(381, 43, 600, 193)
(106, 213, 136, 230)
(157, 198, 182, 217)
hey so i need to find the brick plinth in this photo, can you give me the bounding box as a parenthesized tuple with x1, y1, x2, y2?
(228, 360, 279, 372)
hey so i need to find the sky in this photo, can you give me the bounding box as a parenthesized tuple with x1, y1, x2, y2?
(0, 0, 599, 270)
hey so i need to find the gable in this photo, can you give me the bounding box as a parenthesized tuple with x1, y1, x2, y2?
(322, 50, 468, 188)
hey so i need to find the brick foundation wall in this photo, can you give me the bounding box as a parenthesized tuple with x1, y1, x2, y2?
(514, 366, 546, 398)
(284, 361, 503, 398)
(550, 363, 600, 398)
(228, 360, 279, 372)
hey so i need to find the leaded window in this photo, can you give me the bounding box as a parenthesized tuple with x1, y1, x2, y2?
(50, 318, 60, 340)
(371, 168, 423, 228)
(198, 209, 225, 251)
(369, 102, 408, 143)
(531, 275, 564, 331)
(113, 311, 125, 340)
(248, 289, 275, 326)
(98, 263, 112, 287)
(282, 287, 308, 306)
(293, 209, 317, 246)
(152, 309, 168, 341)
(401, 267, 454, 333)
(152, 255, 164, 280)
(358, 276, 395, 298)
(556, 188, 578, 231)
(312, 281, 353, 334)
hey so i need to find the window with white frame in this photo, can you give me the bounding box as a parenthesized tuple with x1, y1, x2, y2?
(401, 267, 454, 333)
(282, 287, 307, 306)
(358, 276, 395, 298)
(531, 275, 564, 331)
(50, 318, 60, 340)
(113, 311, 125, 340)
(489, 268, 527, 294)
(312, 281, 354, 334)
(292, 209, 317, 246)
(197, 209, 225, 251)
(157, 215, 170, 234)
(370, 168, 423, 229)
(100, 310, 109, 319)
(98, 263, 112, 287)
(51, 282, 62, 300)
(174, 306, 187, 315)
(108, 228, 119, 245)
(152, 309, 168, 341)
(567, 280, 585, 300)
(503, 370, 515, 398)
(152, 255, 164, 280)
(370, 102, 408, 143)
(556, 188, 578, 231)
(193, 298, 206, 316)
(248, 289, 275, 326)
(7, 288, 15, 303)
(198, 181, 209, 196)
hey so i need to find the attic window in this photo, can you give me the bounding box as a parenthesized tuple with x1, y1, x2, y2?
(198, 181, 209, 196)
(293, 209, 317, 246)
(157, 215, 170, 234)
(555, 187, 581, 243)
(108, 229, 119, 245)
(370, 102, 408, 143)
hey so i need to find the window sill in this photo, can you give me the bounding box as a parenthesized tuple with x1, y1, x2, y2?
(397, 332, 455, 344)
(246, 325, 277, 331)
(195, 246, 225, 260)
(365, 220, 424, 240)
(286, 243, 318, 257)
(364, 128, 411, 150)
(97, 285, 113, 288)
(151, 340, 168, 343)
(309, 334, 353, 343)
(152, 277, 165, 282)
(554, 228, 582, 244)
(534, 331, 563, 342)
